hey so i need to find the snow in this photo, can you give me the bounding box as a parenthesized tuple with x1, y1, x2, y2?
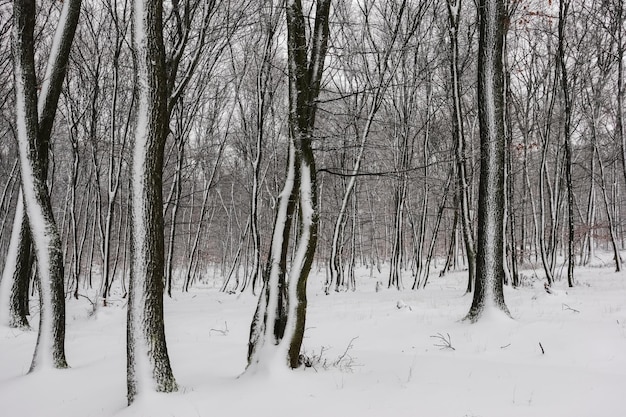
(281, 159, 315, 345)
(14, 58, 57, 370)
(0, 194, 24, 326)
(1, 261, 626, 416)
(37, 0, 72, 118)
(125, 0, 158, 398)
(247, 143, 297, 371)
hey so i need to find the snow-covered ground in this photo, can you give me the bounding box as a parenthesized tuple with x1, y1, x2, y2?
(1, 260, 625, 417)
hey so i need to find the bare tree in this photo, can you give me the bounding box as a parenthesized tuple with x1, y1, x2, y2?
(126, 0, 177, 402)
(447, 0, 475, 293)
(465, 0, 510, 321)
(558, 0, 575, 287)
(11, 0, 82, 369)
(248, 0, 332, 371)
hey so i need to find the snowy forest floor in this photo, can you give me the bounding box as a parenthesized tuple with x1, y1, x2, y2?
(1, 258, 626, 417)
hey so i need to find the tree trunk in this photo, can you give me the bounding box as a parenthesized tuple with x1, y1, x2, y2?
(247, 0, 331, 371)
(617, 0, 626, 195)
(447, 0, 476, 294)
(0, 193, 31, 329)
(465, 0, 510, 321)
(13, 1, 64, 370)
(127, 0, 177, 402)
(558, 0, 575, 288)
(11, 0, 81, 370)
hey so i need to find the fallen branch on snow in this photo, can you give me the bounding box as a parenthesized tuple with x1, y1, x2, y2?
(430, 332, 455, 350)
(562, 303, 580, 313)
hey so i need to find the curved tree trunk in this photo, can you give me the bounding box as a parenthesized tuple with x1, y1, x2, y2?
(247, 0, 331, 371)
(11, 0, 81, 370)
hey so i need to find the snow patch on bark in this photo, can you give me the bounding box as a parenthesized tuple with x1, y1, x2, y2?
(129, 18, 153, 405)
(37, 0, 71, 118)
(247, 143, 297, 372)
(15, 67, 55, 370)
(282, 160, 314, 346)
(0, 194, 24, 327)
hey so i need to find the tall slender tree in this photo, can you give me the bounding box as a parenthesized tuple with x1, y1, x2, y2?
(447, 0, 476, 294)
(558, 0, 575, 288)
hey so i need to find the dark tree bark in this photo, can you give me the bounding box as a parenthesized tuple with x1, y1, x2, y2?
(1, 195, 32, 329)
(10, 0, 81, 370)
(558, 0, 575, 288)
(465, 0, 510, 322)
(3, 0, 81, 331)
(127, 0, 177, 403)
(616, 0, 626, 195)
(248, 0, 331, 371)
(447, 0, 476, 294)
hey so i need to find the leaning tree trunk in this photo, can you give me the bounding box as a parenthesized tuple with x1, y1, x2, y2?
(10, 0, 81, 370)
(465, 0, 510, 322)
(2, 0, 81, 332)
(127, 0, 177, 403)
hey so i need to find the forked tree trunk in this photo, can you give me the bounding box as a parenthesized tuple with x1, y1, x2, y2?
(10, 0, 81, 370)
(1, 0, 80, 330)
(247, 0, 331, 371)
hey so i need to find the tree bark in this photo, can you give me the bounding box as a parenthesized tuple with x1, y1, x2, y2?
(127, 0, 177, 402)
(558, 0, 575, 288)
(465, 0, 510, 321)
(0, 193, 31, 329)
(11, 0, 81, 370)
(447, 0, 476, 294)
(247, 0, 331, 371)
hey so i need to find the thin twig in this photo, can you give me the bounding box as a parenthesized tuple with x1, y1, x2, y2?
(430, 332, 455, 350)
(562, 303, 580, 313)
(336, 336, 359, 363)
(209, 321, 229, 336)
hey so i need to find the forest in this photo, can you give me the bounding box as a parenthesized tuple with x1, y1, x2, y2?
(1, 0, 625, 415)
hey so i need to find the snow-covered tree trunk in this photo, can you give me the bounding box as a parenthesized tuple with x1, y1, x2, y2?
(247, 0, 331, 371)
(247, 142, 296, 368)
(2, 0, 81, 332)
(465, 0, 510, 322)
(12, 0, 80, 370)
(127, 0, 177, 403)
(0, 194, 31, 329)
